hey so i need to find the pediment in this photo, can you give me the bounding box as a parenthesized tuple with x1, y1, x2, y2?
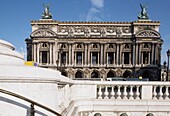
(31, 29, 57, 37)
(135, 30, 160, 38)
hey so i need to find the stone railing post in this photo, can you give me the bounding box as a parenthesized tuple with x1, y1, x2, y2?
(141, 85, 153, 100)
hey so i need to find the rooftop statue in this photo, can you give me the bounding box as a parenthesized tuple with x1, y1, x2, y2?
(42, 4, 52, 19)
(138, 4, 149, 20)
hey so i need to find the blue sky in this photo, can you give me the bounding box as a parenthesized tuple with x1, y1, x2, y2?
(0, 0, 170, 63)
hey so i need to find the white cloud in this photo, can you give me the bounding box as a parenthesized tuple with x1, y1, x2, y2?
(86, 7, 101, 21)
(90, 0, 104, 9)
(85, 0, 104, 21)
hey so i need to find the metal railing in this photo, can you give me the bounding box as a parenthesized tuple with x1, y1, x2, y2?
(0, 88, 61, 116)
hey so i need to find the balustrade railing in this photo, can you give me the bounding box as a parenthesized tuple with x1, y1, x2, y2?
(152, 85, 170, 100)
(97, 85, 141, 100)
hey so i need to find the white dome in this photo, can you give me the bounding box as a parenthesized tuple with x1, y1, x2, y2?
(0, 39, 24, 65)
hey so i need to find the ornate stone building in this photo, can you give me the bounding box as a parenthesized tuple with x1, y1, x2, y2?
(26, 5, 163, 81)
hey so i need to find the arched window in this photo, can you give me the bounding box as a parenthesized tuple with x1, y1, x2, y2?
(91, 71, 99, 78)
(146, 113, 154, 116)
(107, 70, 116, 78)
(77, 44, 82, 48)
(61, 71, 67, 77)
(75, 71, 83, 78)
(123, 70, 132, 78)
(120, 113, 128, 116)
(93, 44, 98, 49)
(94, 113, 102, 116)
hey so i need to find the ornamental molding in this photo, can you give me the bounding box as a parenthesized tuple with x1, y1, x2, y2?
(135, 30, 160, 38)
(31, 29, 57, 37)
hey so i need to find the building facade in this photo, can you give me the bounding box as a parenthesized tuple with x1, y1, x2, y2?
(26, 6, 163, 81)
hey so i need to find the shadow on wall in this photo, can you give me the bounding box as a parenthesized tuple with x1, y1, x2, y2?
(0, 96, 47, 116)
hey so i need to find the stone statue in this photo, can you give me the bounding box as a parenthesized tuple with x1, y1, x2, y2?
(42, 4, 52, 19)
(138, 4, 149, 20)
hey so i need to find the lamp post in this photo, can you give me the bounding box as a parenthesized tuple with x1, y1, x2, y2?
(167, 49, 170, 81)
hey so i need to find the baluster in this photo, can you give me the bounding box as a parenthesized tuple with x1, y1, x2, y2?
(117, 85, 121, 99)
(123, 86, 127, 99)
(98, 85, 102, 99)
(110, 86, 115, 99)
(153, 86, 157, 100)
(129, 86, 134, 99)
(159, 86, 163, 100)
(164, 86, 169, 100)
(104, 86, 109, 99)
(30, 104, 35, 116)
(135, 86, 140, 99)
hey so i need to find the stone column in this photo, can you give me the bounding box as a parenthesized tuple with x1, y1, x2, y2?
(106, 52, 108, 65)
(39, 52, 42, 64)
(66, 52, 68, 66)
(84, 44, 87, 65)
(72, 44, 75, 65)
(100, 44, 103, 65)
(91, 52, 92, 65)
(148, 52, 150, 64)
(37, 43, 40, 64)
(82, 52, 84, 66)
(113, 52, 115, 64)
(98, 52, 99, 66)
(75, 52, 77, 66)
(53, 42, 56, 65)
(33, 43, 37, 62)
(139, 44, 141, 64)
(151, 43, 154, 64)
(129, 53, 131, 65)
(88, 44, 90, 66)
(122, 53, 124, 65)
(69, 44, 72, 66)
(103, 44, 106, 65)
(120, 44, 122, 65)
(154, 44, 157, 65)
(133, 43, 135, 66)
(141, 52, 143, 64)
(136, 43, 138, 65)
(116, 44, 119, 65)
(50, 43, 52, 65)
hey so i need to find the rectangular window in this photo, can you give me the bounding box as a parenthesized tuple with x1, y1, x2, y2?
(92, 52, 98, 64)
(61, 52, 66, 65)
(108, 52, 114, 64)
(143, 52, 149, 64)
(76, 52, 82, 64)
(124, 52, 130, 64)
(42, 51, 47, 63)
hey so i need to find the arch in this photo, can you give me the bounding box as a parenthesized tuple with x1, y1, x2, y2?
(120, 113, 128, 116)
(135, 30, 160, 38)
(91, 70, 100, 78)
(146, 113, 154, 116)
(107, 70, 116, 78)
(61, 71, 67, 77)
(75, 70, 84, 78)
(123, 70, 132, 78)
(94, 113, 102, 116)
(31, 29, 57, 37)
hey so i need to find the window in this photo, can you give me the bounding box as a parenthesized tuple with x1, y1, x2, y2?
(124, 52, 130, 64)
(75, 71, 83, 78)
(42, 51, 47, 63)
(76, 52, 82, 64)
(61, 52, 66, 65)
(108, 52, 114, 64)
(143, 52, 149, 64)
(91, 71, 99, 78)
(92, 52, 98, 64)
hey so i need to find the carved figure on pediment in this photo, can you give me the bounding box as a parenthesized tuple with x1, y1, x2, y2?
(84, 27, 91, 37)
(100, 28, 106, 37)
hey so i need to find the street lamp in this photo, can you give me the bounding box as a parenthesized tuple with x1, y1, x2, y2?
(167, 49, 170, 81)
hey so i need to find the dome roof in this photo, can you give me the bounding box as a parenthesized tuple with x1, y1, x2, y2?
(0, 39, 24, 66)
